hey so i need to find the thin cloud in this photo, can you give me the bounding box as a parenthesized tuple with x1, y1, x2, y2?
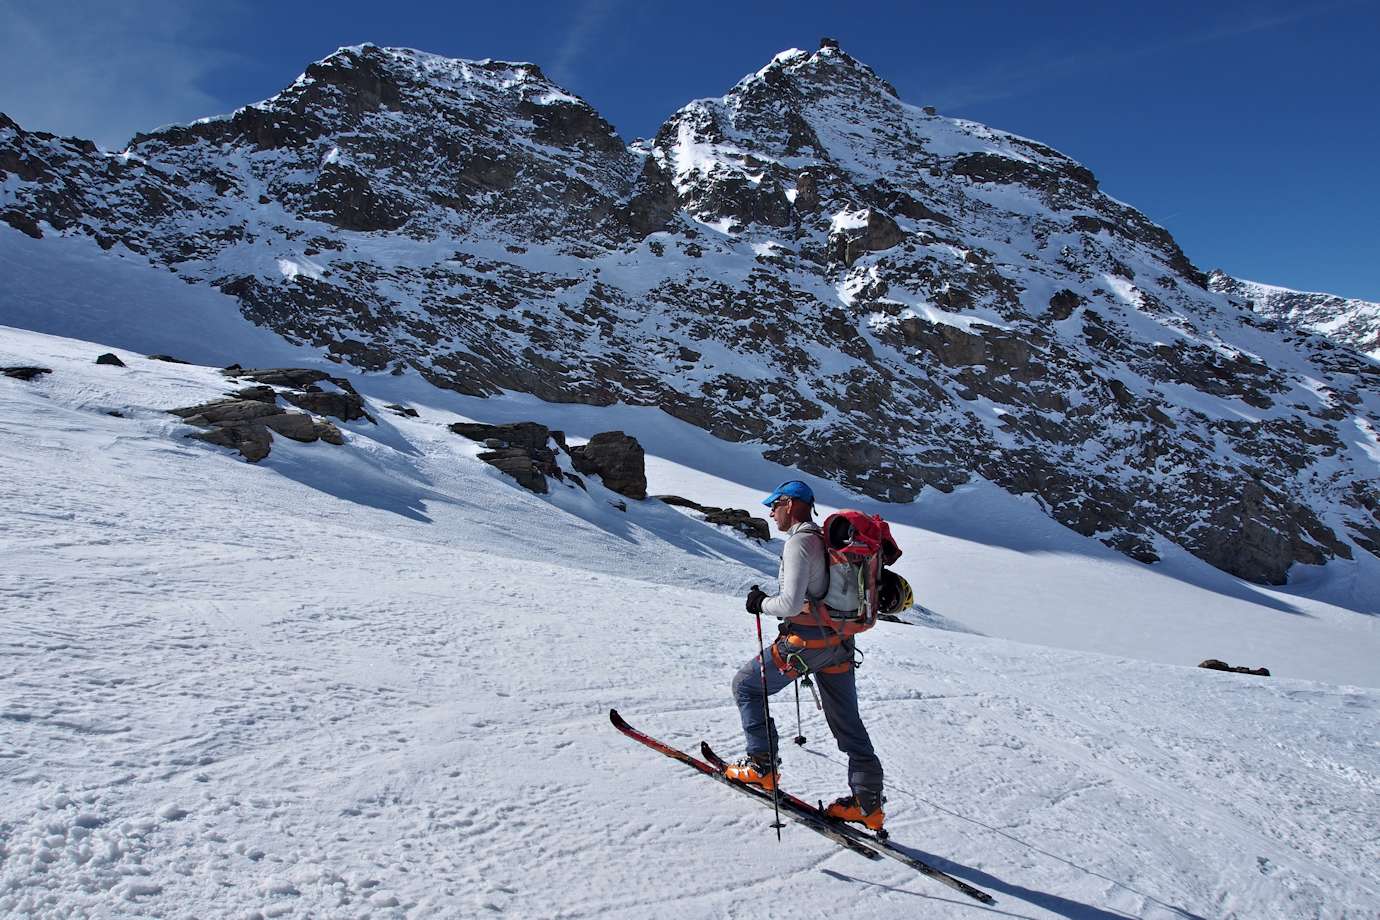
(0, 0, 247, 150)
(548, 0, 620, 90)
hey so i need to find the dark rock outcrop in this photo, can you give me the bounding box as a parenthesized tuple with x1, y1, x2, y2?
(95, 353, 126, 367)
(473, 447, 553, 494)
(2, 366, 52, 381)
(448, 420, 565, 493)
(657, 495, 770, 541)
(170, 398, 282, 425)
(450, 421, 554, 453)
(224, 367, 374, 422)
(282, 389, 369, 422)
(170, 382, 350, 461)
(262, 411, 320, 442)
(170, 395, 290, 461)
(307, 164, 412, 231)
(830, 209, 905, 266)
(225, 367, 332, 388)
(189, 421, 273, 462)
(1046, 289, 1085, 321)
(314, 420, 345, 444)
(233, 385, 278, 403)
(621, 157, 680, 236)
(1198, 659, 1271, 677)
(569, 431, 647, 500)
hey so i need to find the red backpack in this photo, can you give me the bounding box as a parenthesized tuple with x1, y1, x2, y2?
(788, 510, 903, 638)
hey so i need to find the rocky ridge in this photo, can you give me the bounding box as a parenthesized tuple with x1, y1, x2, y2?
(1208, 270, 1380, 360)
(2, 41, 1378, 585)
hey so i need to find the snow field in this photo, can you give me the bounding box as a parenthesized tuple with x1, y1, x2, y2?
(2, 327, 1378, 918)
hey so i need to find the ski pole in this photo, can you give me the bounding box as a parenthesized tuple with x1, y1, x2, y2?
(793, 681, 806, 746)
(752, 587, 784, 840)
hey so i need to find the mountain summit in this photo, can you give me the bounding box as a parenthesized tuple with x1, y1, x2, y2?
(1, 41, 1377, 586)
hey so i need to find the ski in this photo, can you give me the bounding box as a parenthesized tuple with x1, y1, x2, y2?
(608, 709, 881, 861)
(702, 741, 995, 905)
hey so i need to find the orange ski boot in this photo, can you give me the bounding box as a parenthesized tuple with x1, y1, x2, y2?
(724, 754, 779, 791)
(825, 794, 885, 832)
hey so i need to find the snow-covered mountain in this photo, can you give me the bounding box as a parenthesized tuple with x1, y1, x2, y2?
(1208, 270, 1380, 360)
(2, 40, 1379, 591)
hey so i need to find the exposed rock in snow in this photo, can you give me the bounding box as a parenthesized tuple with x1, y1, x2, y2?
(224, 368, 331, 388)
(829, 209, 906, 265)
(1198, 658, 1271, 677)
(281, 389, 370, 423)
(185, 415, 274, 461)
(2, 365, 51, 380)
(170, 397, 284, 425)
(231, 384, 277, 403)
(569, 431, 648, 500)
(657, 494, 771, 541)
(449, 420, 567, 493)
(449, 420, 557, 452)
(169, 369, 363, 460)
(261, 411, 320, 442)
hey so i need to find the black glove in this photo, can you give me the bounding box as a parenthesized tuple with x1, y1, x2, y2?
(746, 585, 768, 615)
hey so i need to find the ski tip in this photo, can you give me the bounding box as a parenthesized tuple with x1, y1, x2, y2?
(609, 708, 629, 731)
(699, 741, 722, 766)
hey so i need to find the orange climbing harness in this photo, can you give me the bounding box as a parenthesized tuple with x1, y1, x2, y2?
(770, 629, 855, 679)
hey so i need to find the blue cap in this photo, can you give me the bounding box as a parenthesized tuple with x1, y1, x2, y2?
(761, 480, 815, 507)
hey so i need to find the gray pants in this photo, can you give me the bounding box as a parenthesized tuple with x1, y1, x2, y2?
(731, 635, 884, 809)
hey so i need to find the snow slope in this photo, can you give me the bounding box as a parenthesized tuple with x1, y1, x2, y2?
(2, 324, 1377, 918)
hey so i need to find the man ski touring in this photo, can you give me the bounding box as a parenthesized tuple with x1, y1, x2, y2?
(727, 479, 887, 831)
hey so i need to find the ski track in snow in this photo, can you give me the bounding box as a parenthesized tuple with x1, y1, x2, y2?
(1, 326, 1378, 918)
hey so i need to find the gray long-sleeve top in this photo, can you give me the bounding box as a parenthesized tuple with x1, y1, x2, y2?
(761, 521, 830, 620)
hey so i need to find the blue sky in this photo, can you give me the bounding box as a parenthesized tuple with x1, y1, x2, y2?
(2, 0, 1376, 301)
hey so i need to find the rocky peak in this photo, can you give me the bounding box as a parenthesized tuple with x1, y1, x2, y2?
(46, 43, 642, 252)
(133, 45, 618, 151)
(737, 40, 901, 105)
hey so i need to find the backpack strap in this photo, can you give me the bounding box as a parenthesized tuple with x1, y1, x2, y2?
(795, 521, 828, 603)
(785, 521, 834, 631)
